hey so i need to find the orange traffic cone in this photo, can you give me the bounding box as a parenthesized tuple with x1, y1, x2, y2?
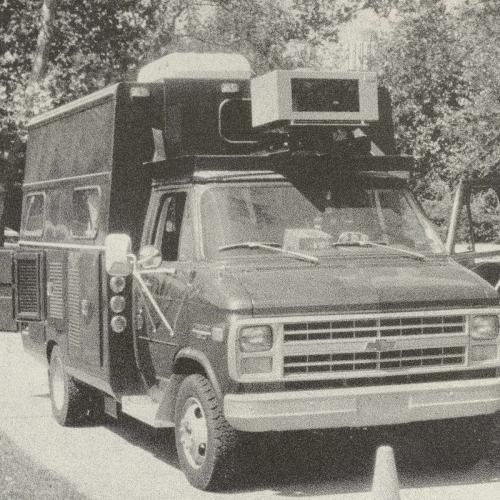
(372, 445, 400, 500)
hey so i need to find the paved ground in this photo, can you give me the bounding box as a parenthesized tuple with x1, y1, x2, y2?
(2, 331, 500, 499)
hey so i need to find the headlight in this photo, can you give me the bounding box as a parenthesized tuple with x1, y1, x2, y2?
(239, 325, 273, 352)
(471, 315, 499, 340)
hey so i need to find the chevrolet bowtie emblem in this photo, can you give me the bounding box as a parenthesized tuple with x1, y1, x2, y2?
(365, 339, 396, 352)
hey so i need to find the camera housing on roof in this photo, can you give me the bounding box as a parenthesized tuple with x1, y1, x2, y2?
(251, 70, 379, 129)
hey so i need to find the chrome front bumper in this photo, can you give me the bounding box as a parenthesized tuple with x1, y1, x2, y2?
(224, 377, 500, 432)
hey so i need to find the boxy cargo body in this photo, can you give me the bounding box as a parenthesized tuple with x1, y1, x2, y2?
(14, 60, 500, 490)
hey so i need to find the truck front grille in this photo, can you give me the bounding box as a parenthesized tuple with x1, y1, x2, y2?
(281, 313, 468, 379)
(283, 315, 465, 342)
(284, 346, 466, 375)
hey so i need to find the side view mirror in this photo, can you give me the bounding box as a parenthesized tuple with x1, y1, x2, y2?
(104, 233, 133, 276)
(138, 245, 161, 269)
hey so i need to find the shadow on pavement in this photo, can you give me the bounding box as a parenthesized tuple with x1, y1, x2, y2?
(99, 412, 500, 497)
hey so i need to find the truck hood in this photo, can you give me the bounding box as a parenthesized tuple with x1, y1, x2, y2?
(226, 259, 498, 316)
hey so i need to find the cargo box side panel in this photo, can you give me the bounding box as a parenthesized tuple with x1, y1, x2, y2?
(25, 92, 117, 185)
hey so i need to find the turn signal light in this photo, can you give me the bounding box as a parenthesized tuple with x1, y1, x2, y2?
(110, 276, 126, 294)
(110, 295, 126, 314)
(111, 315, 127, 333)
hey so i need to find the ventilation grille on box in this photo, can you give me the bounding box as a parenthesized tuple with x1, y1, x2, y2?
(14, 252, 44, 321)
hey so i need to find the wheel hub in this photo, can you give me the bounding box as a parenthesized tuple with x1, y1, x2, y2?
(179, 397, 208, 469)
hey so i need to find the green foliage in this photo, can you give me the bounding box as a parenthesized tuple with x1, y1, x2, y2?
(176, 1, 305, 73)
(0, 0, 160, 181)
(470, 189, 500, 243)
(377, 2, 467, 173)
(0, 0, 366, 183)
(376, 0, 500, 232)
(0, 1, 39, 179)
(443, 2, 500, 180)
(291, 0, 366, 44)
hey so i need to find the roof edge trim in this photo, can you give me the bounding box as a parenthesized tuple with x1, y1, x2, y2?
(28, 84, 121, 128)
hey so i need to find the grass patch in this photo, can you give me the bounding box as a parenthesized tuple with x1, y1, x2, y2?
(0, 431, 86, 499)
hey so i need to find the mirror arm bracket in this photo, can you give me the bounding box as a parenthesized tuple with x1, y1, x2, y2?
(132, 265, 176, 337)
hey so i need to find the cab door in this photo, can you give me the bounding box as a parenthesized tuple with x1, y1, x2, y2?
(133, 188, 194, 384)
(447, 177, 500, 289)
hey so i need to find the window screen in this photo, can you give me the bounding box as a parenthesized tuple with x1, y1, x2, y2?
(24, 193, 45, 236)
(71, 187, 100, 239)
(291, 78, 360, 112)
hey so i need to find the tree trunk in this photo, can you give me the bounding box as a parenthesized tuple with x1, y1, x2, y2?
(31, 0, 59, 83)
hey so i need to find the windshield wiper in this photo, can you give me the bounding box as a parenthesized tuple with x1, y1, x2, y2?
(332, 240, 427, 261)
(218, 241, 319, 265)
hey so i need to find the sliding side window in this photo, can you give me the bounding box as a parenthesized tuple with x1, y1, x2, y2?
(71, 187, 101, 239)
(23, 193, 45, 237)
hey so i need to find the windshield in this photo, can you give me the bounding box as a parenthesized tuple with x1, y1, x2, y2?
(200, 179, 445, 259)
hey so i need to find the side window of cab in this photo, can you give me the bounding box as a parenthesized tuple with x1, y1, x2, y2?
(152, 191, 193, 262)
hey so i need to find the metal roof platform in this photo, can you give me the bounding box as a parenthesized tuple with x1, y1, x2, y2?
(143, 152, 415, 183)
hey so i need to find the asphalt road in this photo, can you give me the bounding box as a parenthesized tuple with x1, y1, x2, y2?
(1, 331, 500, 500)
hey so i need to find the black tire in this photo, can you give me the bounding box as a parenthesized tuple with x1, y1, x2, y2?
(48, 345, 89, 426)
(174, 374, 239, 490)
(418, 415, 493, 469)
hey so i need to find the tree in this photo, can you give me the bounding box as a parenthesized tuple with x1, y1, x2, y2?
(0, 0, 162, 182)
(0, 0, 373, 188)
(30, 0, 60, 83)
(444, 1, 500, 179)
(373, 1, 469, 226)
(372, 0, 500, 231)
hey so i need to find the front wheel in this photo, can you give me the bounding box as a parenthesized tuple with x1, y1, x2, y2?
(174, 374, 239, 490)
(48, 346, 90, 426)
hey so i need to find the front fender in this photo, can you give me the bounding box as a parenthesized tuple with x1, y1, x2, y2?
(156, 348, 224, 424)
(173, 347, 223, 401)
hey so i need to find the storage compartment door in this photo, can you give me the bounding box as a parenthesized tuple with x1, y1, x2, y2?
(67, 251, 102, 367)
